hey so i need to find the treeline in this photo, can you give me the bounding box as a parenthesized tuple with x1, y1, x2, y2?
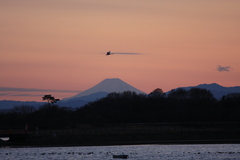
(0, 88, 240, 130)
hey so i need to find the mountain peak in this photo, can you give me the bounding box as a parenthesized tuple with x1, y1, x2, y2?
(197, 83, 224, 91)
(100, 78, 122, 84)
(103, 78, 121, 81)
(62, 78, 145, 101)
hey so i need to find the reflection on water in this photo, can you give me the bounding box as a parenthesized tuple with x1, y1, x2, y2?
(0, 144, 240, 160)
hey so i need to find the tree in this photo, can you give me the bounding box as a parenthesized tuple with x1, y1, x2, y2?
(107, 92, 120, 99)
(188, 88, 217, 108)
(167, 88, 188, 101)
(220, 93, 240, 108)
(121, 91, 137, 98)
(11, 105, 35, 115)
(148, 88, 165, 98)
(188, 88, 215, 101)
(42, 95, 60, 106)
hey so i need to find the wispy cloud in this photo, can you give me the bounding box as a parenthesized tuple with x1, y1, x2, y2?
(11, 94, 44, 97)
(216, 65, 232, 72)
(0, 87, 81, 93)
(0, 93, 10, 96)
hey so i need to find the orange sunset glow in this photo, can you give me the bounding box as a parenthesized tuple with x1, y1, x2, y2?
(1, 0, 240, 102)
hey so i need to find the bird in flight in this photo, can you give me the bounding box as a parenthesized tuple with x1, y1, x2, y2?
(106, 51, 114, 55)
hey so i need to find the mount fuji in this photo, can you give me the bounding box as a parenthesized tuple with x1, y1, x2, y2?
(59, 78, 146, 107)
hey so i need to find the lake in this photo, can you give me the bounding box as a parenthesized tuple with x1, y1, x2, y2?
(1, 144, 240, 160)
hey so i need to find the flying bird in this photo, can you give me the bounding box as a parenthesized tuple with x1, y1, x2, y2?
(106, 51, 114, 55)
(106, 51, 141, 55)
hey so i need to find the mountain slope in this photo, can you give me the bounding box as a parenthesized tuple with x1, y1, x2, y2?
(62, 78, 146, 101)
(58, 92, 108, 108)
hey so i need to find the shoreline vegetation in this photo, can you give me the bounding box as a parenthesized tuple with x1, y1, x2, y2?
(1, 89, 240, 147)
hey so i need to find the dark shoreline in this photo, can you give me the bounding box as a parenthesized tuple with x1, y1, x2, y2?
(2, 122, 240, 148)
(3, 139, 240, 148)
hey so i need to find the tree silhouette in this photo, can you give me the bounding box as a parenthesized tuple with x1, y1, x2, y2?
(148, 88, 165, 98)
(11, 105, 36, 115)
(42, 95, 60, 106)
(188, 88, 216, 107)
(220, 93, 240, 108)
(168, 88, 188, 101)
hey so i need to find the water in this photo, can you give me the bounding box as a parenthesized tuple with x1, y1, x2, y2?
(1, 144, 240, 160)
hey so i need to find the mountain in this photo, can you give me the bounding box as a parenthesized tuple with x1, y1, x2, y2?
(62, 78, 146, 101)
(58, 92, 109, 108)
(1, 80, 239, 109)
(0, 78, 146, 109)
(59, 78, 146, 107)
(176, 83, 240, 99)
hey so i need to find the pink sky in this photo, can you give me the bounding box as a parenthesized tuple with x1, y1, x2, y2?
(1, 0, 240, 102)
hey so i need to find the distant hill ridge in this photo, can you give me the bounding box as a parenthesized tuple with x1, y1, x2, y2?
(177, 83, 240, 100)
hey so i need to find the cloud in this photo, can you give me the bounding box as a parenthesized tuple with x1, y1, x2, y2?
(0, 87, 82, 99)
(0, 93, 10, 96)
(216, 65, 232, 72)
(0, 87, 81, 93)
(11, 94, 44, 97)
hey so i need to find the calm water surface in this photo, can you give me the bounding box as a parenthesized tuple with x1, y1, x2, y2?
(1, 144, 240, 160)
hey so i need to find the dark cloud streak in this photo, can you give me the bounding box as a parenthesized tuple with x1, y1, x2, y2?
(0, 93, 10, 96)
(114, 52, 142, 55)
(0, 87, 81, 93)
(11, 94, 44, 97)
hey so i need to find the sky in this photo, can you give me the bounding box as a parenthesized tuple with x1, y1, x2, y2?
(1, 0, 240, 102)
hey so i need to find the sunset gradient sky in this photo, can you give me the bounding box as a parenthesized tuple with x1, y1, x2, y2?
(1, 0, 240, 101)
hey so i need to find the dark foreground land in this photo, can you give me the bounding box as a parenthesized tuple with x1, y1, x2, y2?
(1, 89, 240, 147)
(2, 122, 240, 147)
